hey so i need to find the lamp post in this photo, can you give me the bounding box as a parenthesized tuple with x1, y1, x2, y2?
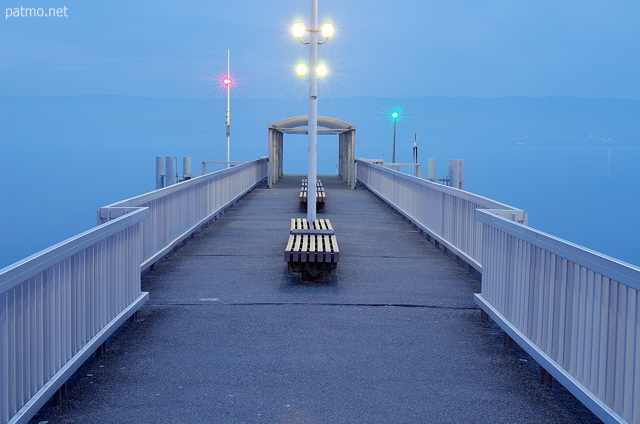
(222, 49, 232, 166)
(391, 111, 399, 163)
(292, 1, 334, 223)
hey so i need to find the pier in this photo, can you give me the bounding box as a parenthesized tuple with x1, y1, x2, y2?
(2, 159, 638, 424)
(27, 175, 600, 423)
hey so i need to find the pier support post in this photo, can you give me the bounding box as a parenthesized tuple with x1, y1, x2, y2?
(428, 158, 437, 181)
(503, 331, 514, 349)
(183, 157, 192, 181)
(539, 366, 554, 389)
(156, 156, 165, 189)
(165, 157, 176, 186)
(448, 160, 464, 189)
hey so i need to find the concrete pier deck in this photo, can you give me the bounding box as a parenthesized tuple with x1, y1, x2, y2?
(30, 175, 599, 423)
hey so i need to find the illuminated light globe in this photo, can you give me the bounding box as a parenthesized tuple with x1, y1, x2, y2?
(391, 111, 399, 119)
(316, 65, 328, 77)
(321, 23, 334, 39)
(223, 77, 232, 86)
(296, 63, 308, 77)
(292, 22, 306, 39)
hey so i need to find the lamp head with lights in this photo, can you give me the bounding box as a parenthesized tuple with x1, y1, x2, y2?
(295, 63, 328, 79)
(321, 23, 334, 40)
(292, 22, 334, 44)
(316, 65, 328, 77)
(292, 22, 306, 40)
(296, 63, 308, 78)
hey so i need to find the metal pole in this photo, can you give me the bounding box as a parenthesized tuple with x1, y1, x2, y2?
(226, 49, 231, 167)
(448, 159, 465, 190)
(413, 133, 419, 177)
(392, 119, 397, 163)
(183, 157, 192, 180)
(428, 158, 437, 181)
(307, 0, 318, 223)
(165, 156, 176, 186)
(156, 156, 165, 189)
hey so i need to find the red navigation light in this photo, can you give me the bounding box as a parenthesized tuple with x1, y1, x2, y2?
(223, 77, 233, 86)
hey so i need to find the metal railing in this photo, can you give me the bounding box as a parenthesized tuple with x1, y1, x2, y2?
(1, 158, 268, 424)
(99, 158, 268, 271)
(356, 159, 638, 423)
(356, 159, 526, 271)
(382, 162, 422, 178)
(475, 210, 640, 424)
(5, 154, 636, 423)
(0, 209, 149, 424)
(201, 161, 248, 175)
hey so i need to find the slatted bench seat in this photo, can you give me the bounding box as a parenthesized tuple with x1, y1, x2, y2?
(299, 189, 325, 210)
(301, 178, 323, 187)
(299, 179, 325, 211)
(284, 218, 339, 280)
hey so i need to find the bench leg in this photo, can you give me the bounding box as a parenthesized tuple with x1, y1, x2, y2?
(288, 262, 337, 282)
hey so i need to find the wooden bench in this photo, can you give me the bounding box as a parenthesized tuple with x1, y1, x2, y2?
(299, 179, 325, 211)
(284, 218, 339, 280)
(299, 189, 325, 210)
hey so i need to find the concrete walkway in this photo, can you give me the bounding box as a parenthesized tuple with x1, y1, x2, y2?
(30, 175, 599, 423)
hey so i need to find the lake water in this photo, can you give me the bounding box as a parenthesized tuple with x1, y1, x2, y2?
(1, 96, 639, 269)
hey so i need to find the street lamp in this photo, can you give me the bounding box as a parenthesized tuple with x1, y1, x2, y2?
(391, 110, 400, 163)
(292, 1, 334, 223)
(222, 49, 233, 166)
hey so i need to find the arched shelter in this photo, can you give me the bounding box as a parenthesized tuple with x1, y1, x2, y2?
(268, 116, 356, 188)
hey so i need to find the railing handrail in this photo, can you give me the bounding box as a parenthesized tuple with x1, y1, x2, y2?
(382, 162, 420, 166)
(476, 209, 640, 291)
(2, 157, 269, 424)
(358, 159, 519, 212)
(476, 209, 639, 423)
(1, 207, 149, 424)
(201, 160, 247, 164)
(0, 208, 148, 294)
(99, 158, 269, 271)
(355, 159, 526, 270)
(358, 157, 639, 423)
(201, 160, 248, 175)
(104, 160, 262, 210)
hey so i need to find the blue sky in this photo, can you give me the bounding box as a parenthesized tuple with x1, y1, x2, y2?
(2, 1, 640, 268)
(2, 0, 639, 100)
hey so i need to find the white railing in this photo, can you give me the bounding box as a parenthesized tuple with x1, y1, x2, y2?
(0, 208, 149, 424)
(356, 159, 526, 271)
(201, 161, 248, 175)
(0, 158, 268, 424)
(358, 158, 639, 422)
(382, 162, 422, 178)
(475, 210, 639, 424)
(6, 154, 635, 423)
(99, 158, 268, 271)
